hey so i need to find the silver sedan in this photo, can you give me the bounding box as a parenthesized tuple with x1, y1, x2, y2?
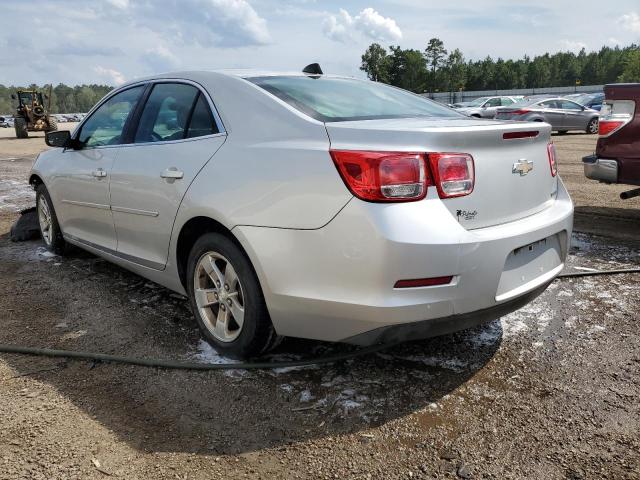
(496, 97, 600, 133)
(31, 70, 573, 358)
(454, 96, 521, 118)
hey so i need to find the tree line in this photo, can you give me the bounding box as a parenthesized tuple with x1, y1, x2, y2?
(0, 84, 113, 115)
(361, 40, 640, 94)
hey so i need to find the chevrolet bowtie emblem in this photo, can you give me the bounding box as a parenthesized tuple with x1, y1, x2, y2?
(512, 159, 533, 176)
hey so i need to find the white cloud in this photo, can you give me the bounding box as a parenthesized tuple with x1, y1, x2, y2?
(559, 40, 587, 52)
(94, 66, 126, 86)
(141, 45, 180, 73)
(323, 7, 402, 44)
(119, 0, 271, 47)
(618, 12, 640, 33)
(106, 0, 129, 9)
(322, 9, 354, 43)
(356, 8, 402, 42)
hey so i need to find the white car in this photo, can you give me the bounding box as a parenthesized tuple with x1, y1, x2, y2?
(33, 68, 573, 358)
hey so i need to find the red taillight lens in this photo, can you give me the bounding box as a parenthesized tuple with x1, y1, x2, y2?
(510, 109, 531, 115)
(598, 120, 624, 136)
(330, 150, 430, 202)
(547, 142, 557, 177)
(429, 153, 475, 198)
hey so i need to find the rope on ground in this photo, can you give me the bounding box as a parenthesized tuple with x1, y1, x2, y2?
(0, 267, 638, 371)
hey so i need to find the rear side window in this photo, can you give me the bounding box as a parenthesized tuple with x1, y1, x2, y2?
(134, 83, 218, 143)
(559, 100, 583, 110)
(539, 100, 558, 108)
(186, 94, 218, 138)
(501, 98, 515, 106)
(247, 76, 460, 122)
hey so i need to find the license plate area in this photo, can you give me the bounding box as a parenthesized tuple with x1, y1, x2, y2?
(495, 234, 562, 301)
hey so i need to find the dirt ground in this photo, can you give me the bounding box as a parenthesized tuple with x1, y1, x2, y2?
(0, 128, 638, 479)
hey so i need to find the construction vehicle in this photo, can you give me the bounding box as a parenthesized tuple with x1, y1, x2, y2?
(10, 86, 57, 138)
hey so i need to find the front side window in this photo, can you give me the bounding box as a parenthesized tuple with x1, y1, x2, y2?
(486, 98, 501, 107)
(134, 83, 218, 143)
(78, 86, 144, 148)
(248, 76, 460, 122)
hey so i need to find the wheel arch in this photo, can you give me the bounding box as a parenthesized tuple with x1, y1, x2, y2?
(29, 173, 45, 190)
(175, 216, 261, 293)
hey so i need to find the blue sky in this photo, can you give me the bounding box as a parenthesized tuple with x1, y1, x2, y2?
(1, 0, 639, 86)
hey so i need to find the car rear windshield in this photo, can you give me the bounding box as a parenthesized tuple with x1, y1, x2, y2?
(246, 76, 460, 122)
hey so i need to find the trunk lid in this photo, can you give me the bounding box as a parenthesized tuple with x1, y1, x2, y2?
(325, 117, 557, 230)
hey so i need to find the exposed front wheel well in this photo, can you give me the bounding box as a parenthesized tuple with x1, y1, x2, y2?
(176, 216, 247, 290)
(29, 174, 44, 189)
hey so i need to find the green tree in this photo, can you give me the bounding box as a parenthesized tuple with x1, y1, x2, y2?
(618, 49, 640, 82)
(423, 38, 447, 93)
(360, 43, 391, 83)
(388, 46, 427, 92)
(444, 48, 466, 92)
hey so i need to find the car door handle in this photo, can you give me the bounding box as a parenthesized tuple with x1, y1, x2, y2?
(160, 168, 184, 180)
(92, 168, 107, 178)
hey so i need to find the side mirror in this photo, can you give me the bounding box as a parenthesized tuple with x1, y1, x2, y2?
(45, 130, 72, 148)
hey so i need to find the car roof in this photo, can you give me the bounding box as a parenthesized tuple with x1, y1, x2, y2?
(120, 69, 353, 87)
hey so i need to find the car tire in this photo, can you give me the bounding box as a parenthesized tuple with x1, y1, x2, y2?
(14, 117, 28, 138)
(36, 184, 66, 255)
(586, 118, 598, 134)
(186, 232, 280, 359)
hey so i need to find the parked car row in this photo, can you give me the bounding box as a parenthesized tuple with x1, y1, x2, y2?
(495, 96, 600, 134)
(0, 115, 14, 128)
(0, 113, 85, 128)
(54, 113, 86, 123)
(451, 92, 603, 134)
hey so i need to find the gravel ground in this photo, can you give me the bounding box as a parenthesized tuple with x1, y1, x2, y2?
(0, 130, 638, 479)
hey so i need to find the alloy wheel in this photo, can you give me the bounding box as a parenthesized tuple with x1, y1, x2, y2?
(193, 251, 245, 342)
(38, 196, 53, 246)
(588, 119, 599, 134)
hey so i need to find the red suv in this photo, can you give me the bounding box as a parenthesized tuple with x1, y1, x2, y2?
(583, 83, 640, 199)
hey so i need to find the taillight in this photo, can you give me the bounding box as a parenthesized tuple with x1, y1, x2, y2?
(598, 120, 625, 136)
(429, 153, 475, 198)
(547, 142, 557, 177)
(330, 150, 430, 202)
(598, 100, 635, 137)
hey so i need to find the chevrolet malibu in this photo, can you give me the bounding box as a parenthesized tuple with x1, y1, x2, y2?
(32, 69, 574, 358)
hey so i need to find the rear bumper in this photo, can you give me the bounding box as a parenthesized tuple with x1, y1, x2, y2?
(583, 154, 618, 183)
(344, 281, 551, 345)
(235, 179, 573, 344)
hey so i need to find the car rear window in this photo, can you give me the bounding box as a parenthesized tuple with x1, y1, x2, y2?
(246, 76, 460, 122)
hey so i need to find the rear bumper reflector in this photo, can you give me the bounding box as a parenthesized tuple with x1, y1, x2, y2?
(394, 276, 453, 289)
